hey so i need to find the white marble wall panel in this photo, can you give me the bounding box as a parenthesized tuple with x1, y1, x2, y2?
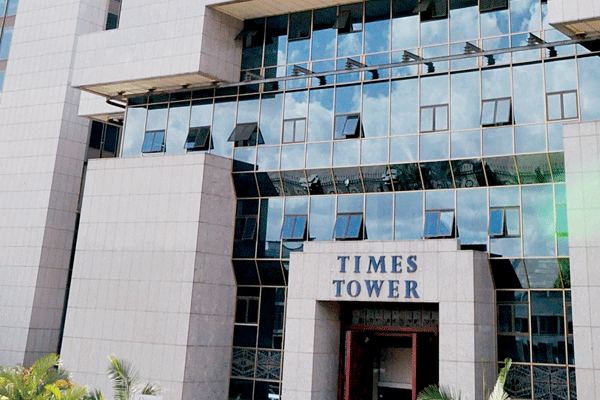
(60, 153, 236, 400)
(72, 0, 242, 93)
(0, 0, 105, 366)
(282, 240, 495, 400)
(564, 120, 600, 400)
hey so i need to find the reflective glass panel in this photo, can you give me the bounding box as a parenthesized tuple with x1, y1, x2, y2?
(333, 167, 363, 194)
(337, 3, 364, 57)
(280, 144, 305, 170)
(122, 107, 147, 157)
(362, 165, 393, 192)
(482, 67, 511, 99)
(515, 124, 545, 153)
(483, 127, 513, 156)
(310, 196, 335, 241)
(420, 132, 449, 160)
(265, 15, 288, 67)
(362, 82, 390, 137)
(457, 188, 487, 244)
(308, 88, 334, 142)
(480, 9, 509, 37)
(578, 56, 600, 121)
(510, 0, 541, 33)
(389, 163, 423, 190)
(492, 260, 528, 288)
(366, 193, 393, 240)
(312, 7, 337, 60)
(420, 18, 448, 47)
(391, 0, 418, 50)
(513, 63, 545, 124)
(0, 27, 13, 60)
(421, 161, 454, 189)
(391, 79, 418, 135)
(361, 138, 388, 165)
(452, 159, 486, 188)
(365, 0, 391, 53)
(260, 93, 283, 145)
(522, 185, 555, 257)
(451, 71, 480, 130)
(516, 154, 551, 184)
(390, 136, 418, 162)
(545, 59, 576, 92)
(484, 156, 519, 186)
(256, 171, 283, 196)
(166, 103, 190, 154)
(424, 211, 439, 237)
(306, 143, 332, 168)
(346, 214, 363, 238)
(526, 259, 561, 289)
(489, 209, 505, 235)
(421, 74, 448, 106)
(395, 191, 424, 239)
(451, 130, 481, 158)
(450, 0, 478, 42)
(335, 85, 361, 114)
(212, 98, 236, 157)
(333, 140, 359, 166)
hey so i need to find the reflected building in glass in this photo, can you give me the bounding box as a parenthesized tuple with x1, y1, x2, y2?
(3, 0, 600, 400)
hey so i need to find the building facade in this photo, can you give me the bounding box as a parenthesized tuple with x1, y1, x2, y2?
(2, 0, 600, 399)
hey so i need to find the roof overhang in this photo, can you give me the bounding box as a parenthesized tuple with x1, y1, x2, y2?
(551, 17, 600, 41)
(211, 0, 360, 20)
(77, 72, 217, 100)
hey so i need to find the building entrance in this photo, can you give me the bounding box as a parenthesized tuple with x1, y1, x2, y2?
(340, 305, 439, 400)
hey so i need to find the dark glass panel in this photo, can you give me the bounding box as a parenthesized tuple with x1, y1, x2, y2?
(420, 161, 454, 189)
(389, 163, 423, 191)
(531, 292, 566, 364)
(258, 288, 286, 349)
(498, 335, 530, 362)
(451, 159, 486, 188)
(264, 15, 287, 68)
(533, 366, 568, 399)
(256, 172, 283, 197)
(241, 18, 265, 70)
(362, 165, 393, 192)
(503, 364, 532, 399)
(516, 154, 551, 184)
(483, 156, 519, 186)
(229, 379, 254, 400)
(333, 167, 364, 194)
(257, 261, 285, 286)
(88, 121, 103, 159)
(233, 325, 258, 347)
(304, 169, 336, 195)
(491, 259, 528, 288)
(257, 197, 283, 258)
(233, 173, 259, 198)
(253, 380, 280, 400)
(525, 259, 562, 288)
(280, 170, 309, 196)
(549, 152, 565, 182)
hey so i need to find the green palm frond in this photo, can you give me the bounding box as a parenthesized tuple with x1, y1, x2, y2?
(107, 356, 138, 400)
(139, 384, 159, 396)
(83, 388, 103, 400)
(489, 358, 512, 400)
(417, 384, 462, 400)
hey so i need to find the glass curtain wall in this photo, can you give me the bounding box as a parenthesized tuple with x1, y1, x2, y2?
(114, 0, 600, 398)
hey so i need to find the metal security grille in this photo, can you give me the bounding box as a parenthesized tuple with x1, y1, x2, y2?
(351, 305, 439, 329)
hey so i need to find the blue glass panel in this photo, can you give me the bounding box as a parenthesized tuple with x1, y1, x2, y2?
(291, 216, 307, 239)
(395, 191, 424, 239)
(346, 214, 363, 238)
(489, 209, 505, 235)
(439, 211, 454, 236)
(141, 131, 154, 153)
(424, 211, 439, 237)
(334, 215, 349, 238)
(366, 193, 393, 240)
(280, 216, 295, 239)
(522, 185, 555, 257)
(310, 196, 335, 241)
(151, 130, 164, 152)
(578, 56, 600, 121)
(0, 27, 12, 60)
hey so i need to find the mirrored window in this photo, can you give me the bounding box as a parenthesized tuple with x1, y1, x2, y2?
(481, 98, 512, 126)
(365, 0, 391, 53)
(420, 104, 448, 132)
(312, 7, 337, 60)
(546, 91, 578, 121)
(334, 213, 364, 240)
(280, 215, 307, 240)
(424, 210, 455, 238)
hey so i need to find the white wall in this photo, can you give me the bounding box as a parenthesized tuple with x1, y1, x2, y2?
(60, 153, 236, 400)
(282, 240, 495, 400)
(0, 0, 105, 366)
(72, 0, 243, 95)
(563, 120, 600, 400)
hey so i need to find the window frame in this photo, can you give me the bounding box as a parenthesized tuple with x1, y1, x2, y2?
(280, 214, 308, 240)
(141, 129, 165, 154)
(489, 206, 521, 237)
(420, 104, 449, 133)
(423, 209, 456, 238)
(334, 113, 363, 139)
(282, 118, 307, 143)
(228, 122, 264, 147)
(480, 97, 512, 127)
(185, 126, 213, 151)
(546, 90, 578, 121)
(333, 212, 364, 240)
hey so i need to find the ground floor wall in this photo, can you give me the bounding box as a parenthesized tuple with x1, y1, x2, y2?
(282, 239, 495, 400)
(564, 120, 600, 399)
(60, 153, 237, 400)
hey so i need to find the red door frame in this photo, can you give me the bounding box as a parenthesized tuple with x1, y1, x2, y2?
(341, 326, 438, 400)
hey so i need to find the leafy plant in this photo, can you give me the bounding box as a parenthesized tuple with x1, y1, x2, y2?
(417, 358, 512, 400)
(96, 356, 159, 400)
